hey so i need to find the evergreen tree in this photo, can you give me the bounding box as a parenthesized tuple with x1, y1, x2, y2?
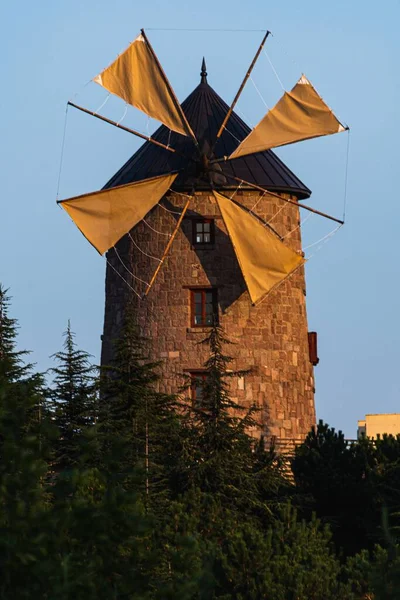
(0, 284, 46, 445)
(292, 420, 379, 556)
(99, 303, 185, 504)
(48, 321, 97, 470)
(183, 323, 258, 508)
(0, 284, 32, 384)
(0, 378, 52, 599)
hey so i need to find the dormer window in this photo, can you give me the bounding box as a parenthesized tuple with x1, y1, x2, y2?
(193, 219, 214, 246)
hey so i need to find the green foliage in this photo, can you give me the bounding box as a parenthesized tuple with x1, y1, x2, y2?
(0, 380, 50, 598)
(7, 285, 400, 598)
(99, 304, 185, 505)
(0, 285, 32, 384)
(293, 421, 400, 558)
(292, 420, 381, 556)
(182, 324, 258, 508)
(48, 320, 98, 470)
(212, 504, 352, 600)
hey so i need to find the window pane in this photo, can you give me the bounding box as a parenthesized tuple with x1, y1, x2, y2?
(194, 292, 202, 304)
(203, 223, 210, 232)
(196, 223, 203, 232)
(196, 234, 203, 243)
(205, 314, 213, 325)
(204, 233, 210, 243)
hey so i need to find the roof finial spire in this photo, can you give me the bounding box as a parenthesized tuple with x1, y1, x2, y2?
(201, 57, 207, 84)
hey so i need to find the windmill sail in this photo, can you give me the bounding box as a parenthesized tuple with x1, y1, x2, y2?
(229, 75, 346, 159)
(214, 191, 304, 304)
(93, 33, 195, 139)
(58, 173, 177, 255)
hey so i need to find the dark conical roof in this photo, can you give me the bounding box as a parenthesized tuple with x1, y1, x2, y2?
(104, 62, 311, 199)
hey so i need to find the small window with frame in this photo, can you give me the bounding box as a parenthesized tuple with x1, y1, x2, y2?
(190, 371, 208, 406)
(192, 219, 214, 246)
(190, 288, 218, 327)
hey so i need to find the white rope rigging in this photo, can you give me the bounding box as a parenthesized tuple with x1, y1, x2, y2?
(225, 127, 243, 145)
(263, 49, 285, 91)
(113, 246, 150, 287)
(230, 183, 242, 200)
(236, 105, 254, 129)
(303, 225, 342, 253)
(128, 233, 162, 262)
(283, 212, 313, 239)
(106, 258, 142, 300)
(342, 129, 350, 221)
(169, 189, 193, 200)
(116, 103, 128, 126)
(267, 203, 287, 225)
(56, 104, 69, 202)
(158, 203, 183, 215)
(143, 218, 171, 237)
(268, 32, 299, 70)
(249, 75, 270, 109)
(249, 190, 267, 213)
(94, 93, 110, 116)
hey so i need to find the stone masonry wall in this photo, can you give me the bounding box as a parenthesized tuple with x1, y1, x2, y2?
(101, 190, 316, 440)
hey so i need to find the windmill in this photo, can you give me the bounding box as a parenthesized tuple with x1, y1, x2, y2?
(58, 29, 349, 441)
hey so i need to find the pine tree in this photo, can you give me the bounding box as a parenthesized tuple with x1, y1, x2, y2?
(48, 321, 97, 470)
(0, 284, 34, 384)
(0, 378, 52, 598)
(0, 287, 52, 597)
(99, 303, 184, 504)
(183, 322, 257, 507)
(0, 284, 46, 442)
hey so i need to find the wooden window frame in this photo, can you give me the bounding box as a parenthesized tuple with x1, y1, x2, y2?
(190, 288, 218, 328)
(189, 371, 208, 405)
(192, 218, 215, 247)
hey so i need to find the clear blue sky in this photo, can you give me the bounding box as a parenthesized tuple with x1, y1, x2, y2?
(1, 0, 399, 438)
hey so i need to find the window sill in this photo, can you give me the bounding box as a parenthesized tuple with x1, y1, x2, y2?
(186, 327, 212, 334)
(191, 244, 215, 251)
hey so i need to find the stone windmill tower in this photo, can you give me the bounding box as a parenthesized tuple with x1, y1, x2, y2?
(60, 31, 347, 443)
(100, 60, 318, 442)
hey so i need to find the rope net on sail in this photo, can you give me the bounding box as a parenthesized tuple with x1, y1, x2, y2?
(229, 74, 346, 159)
(93, 32, 195, 139)
(213, 191, 304, 305)
(57, 173, 178, 255)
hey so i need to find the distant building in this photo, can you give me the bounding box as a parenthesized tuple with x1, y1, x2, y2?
(357, 414, 400, 439)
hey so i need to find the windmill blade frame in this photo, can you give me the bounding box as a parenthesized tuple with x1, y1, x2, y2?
(93, 29, 197, 142)
(227, 74, 348, 160)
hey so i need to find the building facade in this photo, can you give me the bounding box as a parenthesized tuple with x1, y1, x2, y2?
(101, 63, 317, 441)
(358, 414, 400, 439)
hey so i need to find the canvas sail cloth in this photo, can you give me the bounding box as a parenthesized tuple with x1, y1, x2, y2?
(93, 33, 195, 139)
(229, 75, 346, 159)
(58, 173, 177, 255)
(214, 191, 305, 304)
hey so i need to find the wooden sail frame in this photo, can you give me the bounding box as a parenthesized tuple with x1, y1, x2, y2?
(68, 101, 177, 154)
(59, 28, 348, 301)
(213, 30, 270, 145)
(210, 169, 344, 226)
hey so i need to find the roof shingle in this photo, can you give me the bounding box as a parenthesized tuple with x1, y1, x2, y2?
(104, 66, 311, 199)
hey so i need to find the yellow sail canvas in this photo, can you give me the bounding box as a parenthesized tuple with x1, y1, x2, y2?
(94, 33, 194, 138)
(214, 191, 305, 304)
(59, 173, 177, 255)
(229, 75, 346, 159)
